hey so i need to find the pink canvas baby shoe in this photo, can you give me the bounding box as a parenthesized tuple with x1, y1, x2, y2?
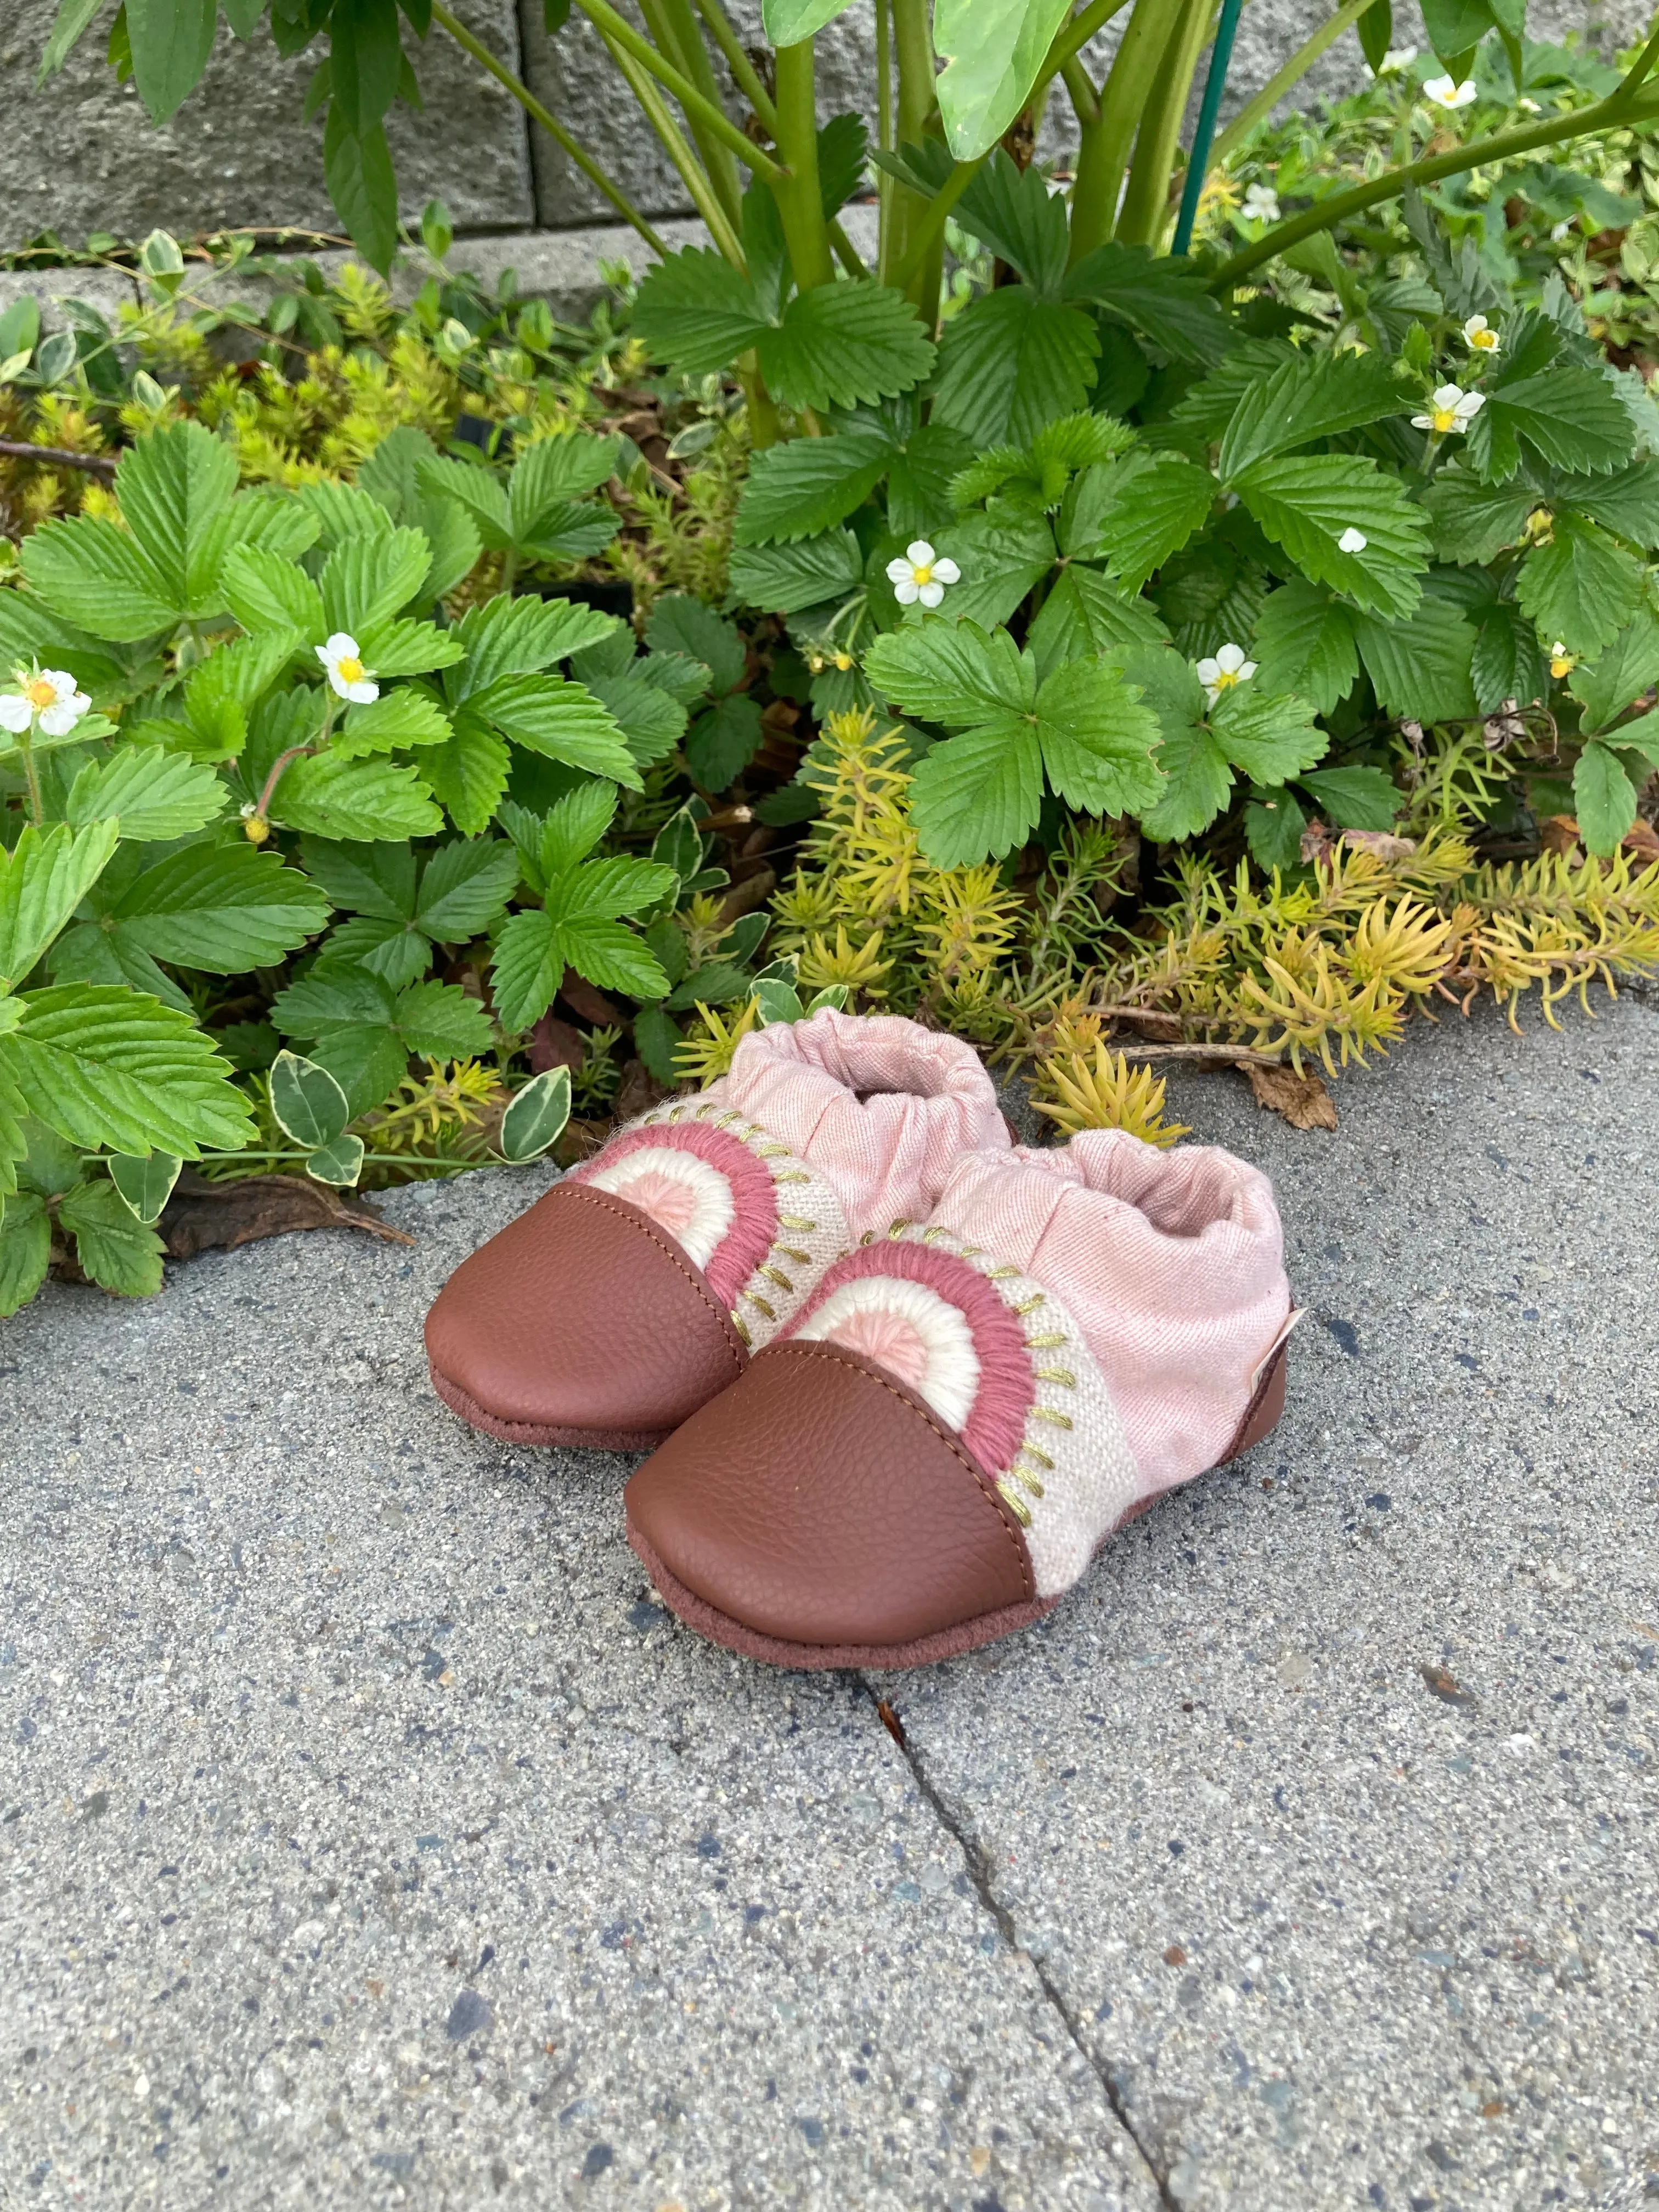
(625, 1128, 1297, 1667)
(425, 1009, 1011, 1450)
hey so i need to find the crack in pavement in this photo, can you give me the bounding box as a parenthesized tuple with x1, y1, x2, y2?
(854, 1675, 1181, 2212)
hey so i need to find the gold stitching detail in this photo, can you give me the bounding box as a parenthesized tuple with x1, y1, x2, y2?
(754, 1142, 791, 1158)
(957, 1245, 983, 1259)
(859, 1229, 877, 1245)
(919, 1225, 949, 1244)
(1029, 1406, 1074, 1429)
(779, 1215, 817, 1232)
(1025, 1333, 1067, 1350)
(774, 1171, 812, 1183)
(1012, 1294, 1046, 1315)
(695, 1102, 716, 1118)
(775, 1246, 811, 1266)
(996, 1479, 1034, 1527)
(744, 1293, 777, 1320)
(731, 1312, 752, 1346)
(1035, 1367, 1076, 1387)
(1016, 1445, 1054, 1472)
(985, 1264, 1020, 1280)
(759, 1265, 794, 1292)
(668, 1105, 686, 1122)
(1006, 1466, 1046, 1500)
(888, 1218, 912, 1238)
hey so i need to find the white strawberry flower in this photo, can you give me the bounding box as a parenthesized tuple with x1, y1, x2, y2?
(1242, 182, 1280, 224)
(1412, 383, 1485, 435)
(316, 631, 379, 704)
(886, 540, 960, 610)
(1424, 74, 1478, 110)
(0, 665, 92, 738)
(1463, 313, 1500, 355)
(1338, 527, 1368, 554)
(1195, 642, 1256, 706)
(1376, 45, 1417, 74)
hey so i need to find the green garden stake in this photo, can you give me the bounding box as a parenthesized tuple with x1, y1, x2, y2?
(1172, 0, 1246, 258)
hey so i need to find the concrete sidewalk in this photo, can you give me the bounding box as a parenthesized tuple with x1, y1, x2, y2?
(1, 994, 1654, 2209)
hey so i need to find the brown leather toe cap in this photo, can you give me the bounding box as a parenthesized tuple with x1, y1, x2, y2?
(425, 1181, 747, 1442)
(624, 1339, 1035, 1652)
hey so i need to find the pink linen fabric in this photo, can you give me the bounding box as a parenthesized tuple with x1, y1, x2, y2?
(724, 1009, 1011, 1237)
(928, 1129, 1291, 1494)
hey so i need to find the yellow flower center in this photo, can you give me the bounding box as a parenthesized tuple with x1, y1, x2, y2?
(24, 676, 58, 709)
(1212, 668, 1239, 690)
(336, 655, 365, 685)
(1550, 653, 1575, 679)
(1471, 328, 1497, 349)
(833, 651, 852, 670)
(910, 565, 933, 588)
(244, 814, 271, 844)
(1431, 408, 1459, 433)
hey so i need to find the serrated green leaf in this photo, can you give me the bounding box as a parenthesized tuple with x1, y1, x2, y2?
(1471, 366, 1635, 482)
(414, 452, 511, 548)
(271, 753, 444, 841)
(1026, 565, 1170, 682)
(1573, 738, 1640, 855)
(1243, 786, 1308, 872)
(1064, 242, 1231, 366)
(21, 515, 177, 641)
(416, 839, 520, 940)
(59, 1176, 165, 1295)
(112, 420, 239, 616)
(64, 746, 225, 841)
(1556, 457, 1659, 545)
(956, 154, 1070, 294)
(1471, 602, 1547, 714)
(470, 672, 641, 788)
(1086, 449, 1216, 593)
(931, 287, 1099, 450)
(4, 984, 254, 1156)
(423, 710, 511, 836)
(391, 978, 494, 1061)
(500, 1065, 572, 1162)
(1297, 764, 1400, 831)
(1218, 351, 1407, 481)
(355, 616, 467, 678)
(1210, 686, 1328, 786)
(445, 593, 623, 704)
(0, 820, 120, 991)
(1351, 599, 1480, 721)
(1251, 580, 1360, 715)
(331, 689, 452, 759)
(922, 510, 1056, 631)
(643, 595, 745, 694)
(1034, 658, 1164, 816)
(685, 693, 765, 789)
(0, 1188, 50, 1318)
(221, 543, 327, 637)
(734, 433, 894, 546)
(585, 674, 688, 769)
(1420, 468, 1534, 565)
(1234, 453, 1430, 619)
(91, 842, 330, 973)
(1569, 600, 1659, 733)
(759, 283, 934, 413)
(910, 722, 1044, 867)
(488, 909, 564, 1032)
(1515, 515, 1644, 660)
(269, 1048, 352, 1146)
(865, 618, 1030, 726)
(632, 249, 770, 377)
(1138, 721, 1233, 841)
(727, 531, 865, 616)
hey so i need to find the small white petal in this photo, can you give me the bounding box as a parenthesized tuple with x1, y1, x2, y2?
(1237, 660, 1257, 682)
(345, 678, 380, 704)
(1338, 527, 1368, 554)
(1195, 658, 1221, 686)
(918, 581, 944, 609)
(885, 556, 913, 585)
(893, 580, 919, 606)
(38, 702, 77, 736)
(1216, 644, 1246, 675)
(1455, 390, 1485, 419)
(1552, 641, 1567, 656)
(905, 541, 936, 567)
(1410, 413, 1434, 430)
(0, 695, 33, 732)
(1201, 684, 1221, 707)
(931, 557, 961, 585)
(1431, 383, 1465, 409)
(321, 632, 360, 661)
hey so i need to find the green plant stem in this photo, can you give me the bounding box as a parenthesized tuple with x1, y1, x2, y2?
(689, 0, 779, 133)
(771, 41, 836, 289)
(876, 0, 894, 275)
(198, 1151, 497, 1166)
(1207, 0, 1377, 174)
(605, 36, 749, 267)
(429, 2, 665, 252)
(636, 0, 742, 225)
(1059, 53, 1101, 130)
(828, 220, 867, 276)
(569, 0, 787, 182)
(889, 0, 941, 314)
(738, 353, 781, 445)
(890, 153, 986, 294)
(1211, 82, 1659, 287)
(16, 730, 43, 827)
(1030, 0, 1132, 107)
(1065, 0, 1173, 262)
(1115, 0, 1211, 246)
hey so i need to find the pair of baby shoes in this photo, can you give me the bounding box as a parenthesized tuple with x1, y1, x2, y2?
(424, 1011, 1295, 1670)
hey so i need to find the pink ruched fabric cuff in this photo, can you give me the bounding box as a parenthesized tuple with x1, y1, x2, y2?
(725, 1009, 1011, 1238)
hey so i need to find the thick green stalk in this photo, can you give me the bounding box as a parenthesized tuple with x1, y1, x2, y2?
(1212, 81, 1659, 287)
(689, 0, 779, 133)
(1065, 0, 1178, 262)
(569, 0, 786, 181)
(1031, 0, 1132, 106)
(1059, 52, 1100, 129)
(430, 1, 665, 251)
(890, 153, 986, 293)
(639, 0, 742, 223)
(771, 40, 835, 289)
(604, 33, 748, 266)
(876, 0, 894, 276)
(1115, 0, 1211, 246)
(888, 0, 941, 315)
(1207, 0, 1377, 173)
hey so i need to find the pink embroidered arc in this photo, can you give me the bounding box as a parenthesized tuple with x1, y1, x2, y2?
(787, 1242, 1036, 1473)
(569, 1120, 780, 1304)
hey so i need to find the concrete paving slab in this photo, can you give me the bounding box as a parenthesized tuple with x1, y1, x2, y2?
(878, 996, 1659, 2210)
(0, 1163, 1156, 2211)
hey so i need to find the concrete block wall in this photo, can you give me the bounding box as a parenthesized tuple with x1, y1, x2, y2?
(0, 0, 1648, 254)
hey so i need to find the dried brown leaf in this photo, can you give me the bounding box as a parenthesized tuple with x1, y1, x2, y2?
(1244, 1064, 1339, 1131)
(157, 1172, 414, 1261)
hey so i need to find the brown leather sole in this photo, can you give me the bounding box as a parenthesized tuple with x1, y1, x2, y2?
(428, 1361, 674, 1453)
(627, 1514, 1062, 1670)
